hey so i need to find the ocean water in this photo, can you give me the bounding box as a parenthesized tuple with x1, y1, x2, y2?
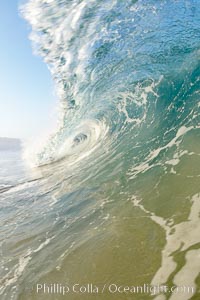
(1, 0, 200, 299)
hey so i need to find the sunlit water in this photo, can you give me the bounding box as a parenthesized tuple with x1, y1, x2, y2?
(1, 0, 200, 299)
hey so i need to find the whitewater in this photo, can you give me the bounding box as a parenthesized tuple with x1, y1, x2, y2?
(0, 0, 200, 299)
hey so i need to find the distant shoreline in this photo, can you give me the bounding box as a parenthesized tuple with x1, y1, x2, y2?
(0, 137, 21, 151)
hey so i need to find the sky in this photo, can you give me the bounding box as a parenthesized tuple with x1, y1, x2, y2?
(0, 1, 57, 139)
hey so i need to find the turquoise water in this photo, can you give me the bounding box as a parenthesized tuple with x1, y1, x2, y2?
(1, 0, 200, 299)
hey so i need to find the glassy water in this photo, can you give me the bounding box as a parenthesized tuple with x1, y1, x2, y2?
(1, 0, 200, 299)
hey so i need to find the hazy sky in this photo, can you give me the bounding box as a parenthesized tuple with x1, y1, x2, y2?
(0, 1, 57, 139)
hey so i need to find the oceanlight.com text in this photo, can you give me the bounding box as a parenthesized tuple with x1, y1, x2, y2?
(35, 283, 195, 296)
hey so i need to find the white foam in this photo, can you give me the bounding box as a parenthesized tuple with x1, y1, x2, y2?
(71, 1, 87, 30)
(33, 237, 52, 253)
(49, 195, 58, 207)
(169, 249, 199, 300)
(132, 194, 200, 300)
(129, 126, 194, 178)
(0, 249, 32, 295)
(153, 194, 200, 299)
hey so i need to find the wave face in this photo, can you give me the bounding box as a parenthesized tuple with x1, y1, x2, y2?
(23, 0, 200, 168)
(1, 1, 200, 300)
